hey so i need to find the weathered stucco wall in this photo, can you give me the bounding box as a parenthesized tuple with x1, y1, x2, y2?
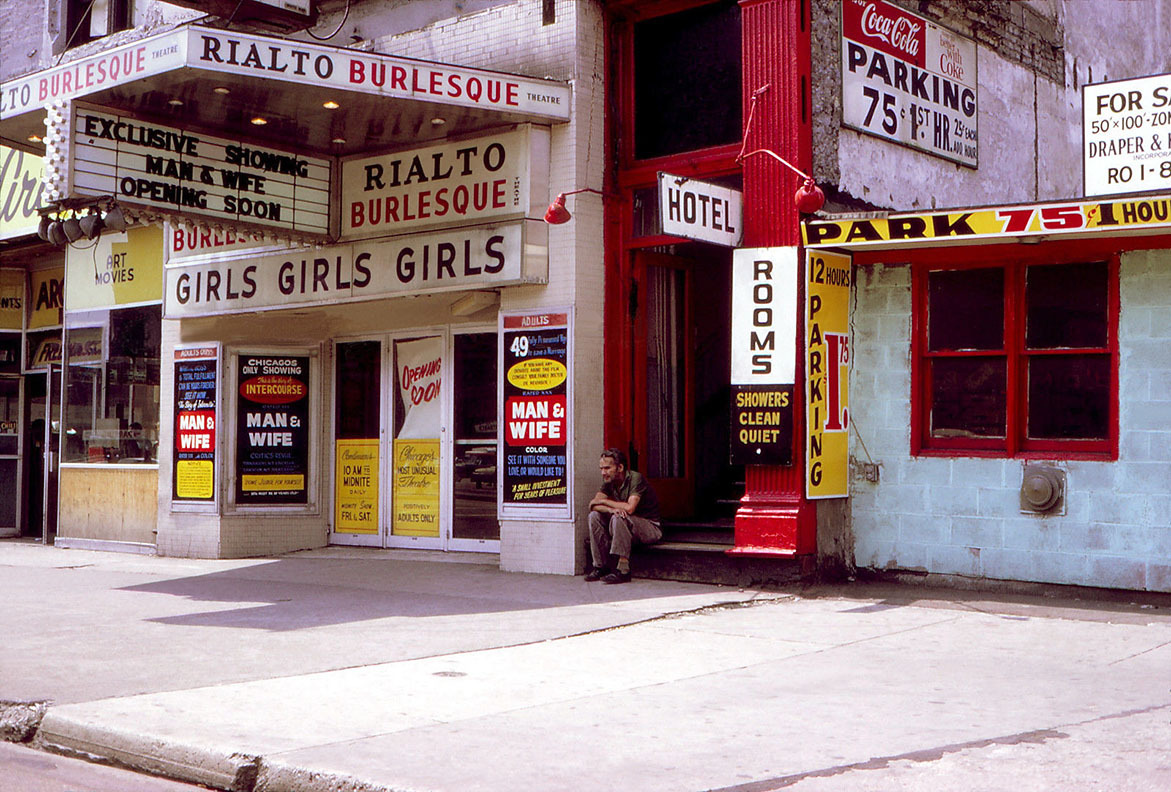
(812, 0, 1171, 210)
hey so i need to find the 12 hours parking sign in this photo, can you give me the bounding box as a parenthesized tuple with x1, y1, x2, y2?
(841, 0, 978, 167)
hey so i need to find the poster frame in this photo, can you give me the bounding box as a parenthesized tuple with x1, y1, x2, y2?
(170, 342, 221, 512)
(224, 345, 321, 514)
(498, 308, 574, 522)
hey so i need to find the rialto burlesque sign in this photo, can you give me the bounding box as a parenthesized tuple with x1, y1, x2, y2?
(802, 194, 1171, 247)
(342, 127, 548, 239)
(841, 0, 978, 167)
(164, 221, 546, 317)
(65, 105, 330, 234)
(0, 26, 570, 122)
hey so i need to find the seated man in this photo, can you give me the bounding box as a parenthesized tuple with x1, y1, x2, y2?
(586, 448, 662, 584)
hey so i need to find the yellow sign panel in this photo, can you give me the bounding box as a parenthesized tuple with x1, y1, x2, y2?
(507, 357, 567, 390)
(0, 269, 21, 330)
(335, 439, 380, 535)
(806, 250, 851, 499)
(242, 474, 305, 491)
(175, 460, 215, 500)
(802, 194, 1171, 248)
(65, 225, 163, 310)
(28, 267, 64, 329)
(0, 146, 44, 241)
(392, 438, 440, 538)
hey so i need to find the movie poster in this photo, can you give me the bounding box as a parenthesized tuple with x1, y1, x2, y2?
(235, 354, 310, 504)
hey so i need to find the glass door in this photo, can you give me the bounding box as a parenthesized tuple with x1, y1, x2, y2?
(388, 335, 445, 550)
(450, 331, 499, 551)
(331, 340, 383, 546)
(0, 376, 20, 537)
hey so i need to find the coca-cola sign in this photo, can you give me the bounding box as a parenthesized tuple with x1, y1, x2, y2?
(843, 0, 925, 67)
(840, 0, 978, 168)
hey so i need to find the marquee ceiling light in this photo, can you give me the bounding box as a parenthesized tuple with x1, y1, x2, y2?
(736, 84, 825, 215)
(213, 86, 231, 95)
(543, 188, 604, 224)
(168, 98, 184, 107)
(251, 116, 268, 125)
(323, 100, 340, 109)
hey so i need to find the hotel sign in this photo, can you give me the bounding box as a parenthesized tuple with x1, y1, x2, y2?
(67, 105, 330, 234)
(658, 172, 743, 247)
(730, 247, 797, 466)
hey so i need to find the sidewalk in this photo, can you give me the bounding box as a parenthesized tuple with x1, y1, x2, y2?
(2, 540, 1169, 791)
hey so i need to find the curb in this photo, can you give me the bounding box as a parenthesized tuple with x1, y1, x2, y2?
(37, 711, 259, 791)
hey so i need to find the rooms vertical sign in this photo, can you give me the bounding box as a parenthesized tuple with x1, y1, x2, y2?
(730, 248, 797, 466)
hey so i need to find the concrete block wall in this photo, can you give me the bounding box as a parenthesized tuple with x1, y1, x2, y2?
(849, 250, 1171, 592)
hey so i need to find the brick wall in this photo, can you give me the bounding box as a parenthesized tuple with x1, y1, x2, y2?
(849, 250, 1171, 592)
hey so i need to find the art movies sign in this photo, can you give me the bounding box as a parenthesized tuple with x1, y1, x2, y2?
(67, 106, 330, 234)
(841, 0, 978, 167)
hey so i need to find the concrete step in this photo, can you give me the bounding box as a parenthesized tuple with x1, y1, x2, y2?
(634, 535, 812, 588)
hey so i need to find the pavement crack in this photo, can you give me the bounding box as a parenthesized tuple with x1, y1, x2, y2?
(1108, 637, 1171, 665)
(706, 703, 1171, 792)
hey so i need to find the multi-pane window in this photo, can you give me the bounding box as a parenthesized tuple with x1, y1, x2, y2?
(916, 258, 1116, 457)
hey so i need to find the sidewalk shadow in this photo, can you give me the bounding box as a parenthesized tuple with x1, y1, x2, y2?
(117, 557, 710, 632)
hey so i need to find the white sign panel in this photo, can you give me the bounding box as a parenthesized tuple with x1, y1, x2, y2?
(342, 126, 547, 239)
(2, 26, 570, 123)
(0, 32, 188, 120)
(731, 247, 798, 386)
(658, 172, 743, 247)
(165, 221, 546, 317)
(1083, 73, 1171, 197)
(190, 27, 570, 121)
(69, 105, 330, 234)
(841, 0, 978, 167)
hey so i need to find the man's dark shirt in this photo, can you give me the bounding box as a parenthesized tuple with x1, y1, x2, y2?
(601, 470, 661, 522)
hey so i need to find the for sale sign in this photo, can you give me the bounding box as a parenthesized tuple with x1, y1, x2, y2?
(1083, 73, 1171, 197)
(841, 0, 978, 167)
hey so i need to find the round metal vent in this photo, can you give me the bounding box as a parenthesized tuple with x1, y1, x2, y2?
(1021, 466, 1063, 512)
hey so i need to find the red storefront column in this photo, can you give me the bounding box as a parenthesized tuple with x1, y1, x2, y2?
(729, 0, 816, 557)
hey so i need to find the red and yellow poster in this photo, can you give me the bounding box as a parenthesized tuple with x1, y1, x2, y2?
(335, 439, 379, 534)
(392, 438, 440, 537)
(806, 250, 851, 499)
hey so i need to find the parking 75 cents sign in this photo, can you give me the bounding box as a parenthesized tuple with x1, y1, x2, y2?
(841, 0, 978, 167)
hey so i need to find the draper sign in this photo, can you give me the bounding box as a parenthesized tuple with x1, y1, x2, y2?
(1083, 72, 1171, 197)
(67, 105, 330, 234)
(658, 172, 743, 247)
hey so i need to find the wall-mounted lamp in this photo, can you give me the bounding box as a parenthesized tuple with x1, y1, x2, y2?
(543, 188, 604, 224)
(37, 198, 132, 248)
(737, 84, 826, 215)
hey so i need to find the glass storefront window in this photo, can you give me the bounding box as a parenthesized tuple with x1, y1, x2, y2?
(63, 305, 161, 464)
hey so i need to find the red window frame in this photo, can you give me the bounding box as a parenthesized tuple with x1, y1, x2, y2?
(911, 252, 1120, 460)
